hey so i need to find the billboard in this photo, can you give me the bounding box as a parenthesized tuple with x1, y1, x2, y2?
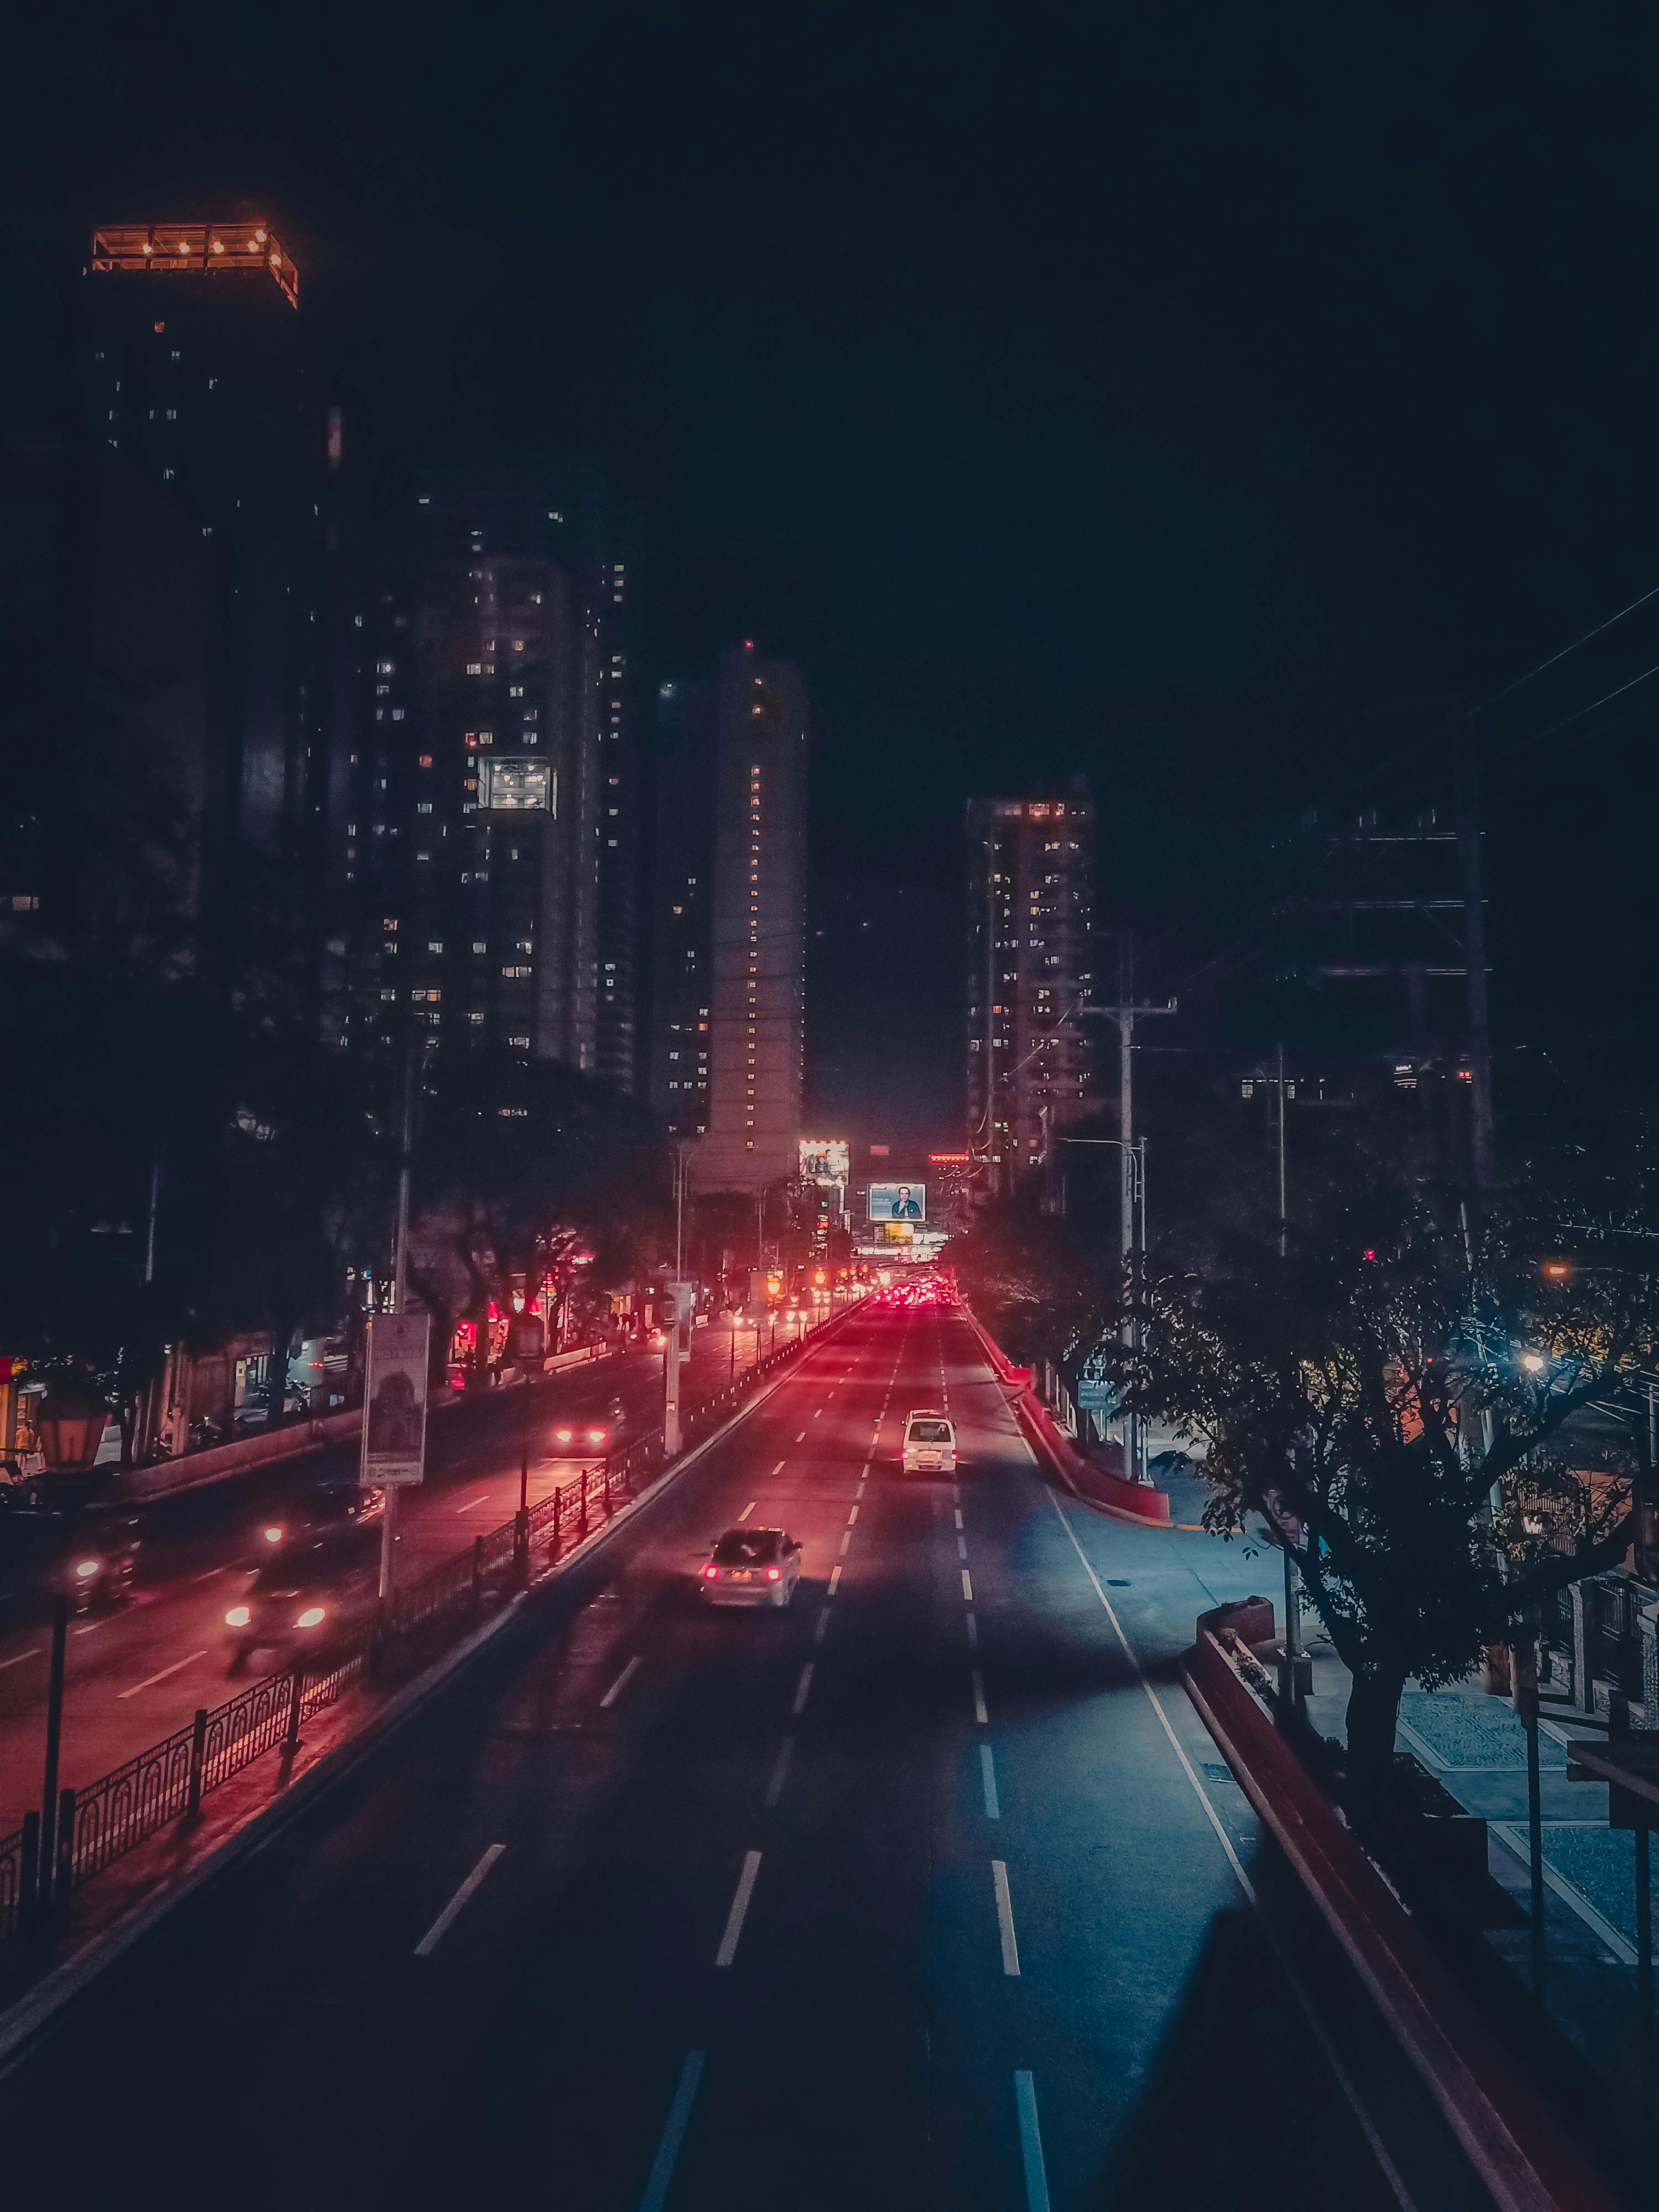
(868, 1181, 926, 1223)
(800, 1138, 849, 1186)
(360, 1312, 431, 1486)
(477, 758, 553, 813)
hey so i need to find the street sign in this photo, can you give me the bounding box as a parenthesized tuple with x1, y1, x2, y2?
(1076, 1380, 1114, 1411)
(361, 1312, 431, 1486)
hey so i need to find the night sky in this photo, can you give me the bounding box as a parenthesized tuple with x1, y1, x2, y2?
(11, 4, 1659, 1138)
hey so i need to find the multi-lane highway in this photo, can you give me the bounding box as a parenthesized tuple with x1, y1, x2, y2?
(0, 1300, 1479, 2209)
(0, 1320, 795, 1834)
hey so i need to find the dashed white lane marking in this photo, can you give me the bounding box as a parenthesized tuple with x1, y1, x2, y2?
(839, 1531, 852, 1557)
(992, 1860, 1021, 1975)
(1044, 1488, 1419, 2211)
(980, 1744, 1002, 1819)
(966, 1611, 979, 1648)
(795, 1432, 807, 1443)
(828, 1564, 842, 1596)
(813, 1606, 831, 1647)
(972, 1670, 989, 1725)
(737, 1500, 756, 1521)
(764, 1736, 795, 1808)
(861, 1460, 872, 1478)
(1014, 2073, 1052, 2212)
(414, 1843, 507, 1956)
(190, 1566, 226, 1583)
(638, 2051, 706, 2212)
(117, 1648, 208, 1699)
(0, 1647, 43, 1672)
(455, 1493, 491, 1512)
(953, 1509, 964, 1530)
(599, 1655, 642, 1708)
(715, 1849, 763, 1967)
(72, 1622, 105, 1637)
(770, 1461, 785, 1477)
(961, 1569, 974, 1602)
(813, 1408, 823, 1418)
(791, 1662, 815, 1717)
(847, 1505, 859, 1526)
(957, 1536, 968, 1562)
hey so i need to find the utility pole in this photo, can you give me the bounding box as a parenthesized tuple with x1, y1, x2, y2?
(1085, 985, 1175, 1485)
(984, 831, 1000, 1198)
(380, 1030, 418, 1616)
(1457, 738, 1495, 1192)
(1275, 1041, 1288, 1260)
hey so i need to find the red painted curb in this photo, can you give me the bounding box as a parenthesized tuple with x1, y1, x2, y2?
(1183, 1614, 1621, 2212)
(959, 1307, 1171, 1526)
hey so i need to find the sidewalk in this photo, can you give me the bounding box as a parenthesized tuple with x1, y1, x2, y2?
(1287, 1604, 1658, 2101)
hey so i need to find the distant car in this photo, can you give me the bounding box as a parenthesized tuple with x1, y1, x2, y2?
(253, 1479, 384, 1559)
(901, 1411, 957, 1475)
(698, 1526, 802, 1608)
(224, 1520, 380, 1669)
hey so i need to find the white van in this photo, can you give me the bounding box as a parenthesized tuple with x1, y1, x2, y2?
(901, 1410, 957, 1474)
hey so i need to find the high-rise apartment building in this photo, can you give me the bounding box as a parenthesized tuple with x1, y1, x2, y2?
(651, 646, 808, 1191)
(331, 464, 642, 1087)
(72, 221, 354, 964)
(966, 792, 1097, 1191)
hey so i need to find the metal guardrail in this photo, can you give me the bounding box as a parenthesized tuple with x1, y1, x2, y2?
(8, 1299, 860, 1943)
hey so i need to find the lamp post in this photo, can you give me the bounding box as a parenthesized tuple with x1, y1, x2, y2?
(1052, 1136, 1149, 1482)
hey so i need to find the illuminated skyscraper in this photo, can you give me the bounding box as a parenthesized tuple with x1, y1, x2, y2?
(966, 791, 1097, 1192)
(653, 646, 809, 1192)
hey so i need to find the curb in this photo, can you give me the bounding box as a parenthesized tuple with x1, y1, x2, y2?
(0, 1316, 860, 2077)
(1182, 1614, 1621, 2212)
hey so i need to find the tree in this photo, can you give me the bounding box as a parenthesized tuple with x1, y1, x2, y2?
(1123, 1182, 1659, 1803)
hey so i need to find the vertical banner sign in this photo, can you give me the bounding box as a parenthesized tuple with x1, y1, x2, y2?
(361, 1313, 431, 1486)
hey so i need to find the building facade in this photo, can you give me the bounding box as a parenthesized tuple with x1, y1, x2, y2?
(329, 464, 641, 1088)
(965, 792, 1097, 1192)
(652, 646, 809, 1192)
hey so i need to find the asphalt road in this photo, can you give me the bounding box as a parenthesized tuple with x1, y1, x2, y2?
(0, 1318, 802, 1833)
(0, 1302, 1489, 2210)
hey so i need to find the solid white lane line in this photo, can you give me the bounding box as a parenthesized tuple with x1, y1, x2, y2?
(957, 1535, 968, 1561)
(1013, 2073, 1053, 2212)
(1044, 1490, 1419, 2212)
(414, 1843, 507, 1956)
(455, 1494, 490, 1512)
(791, 1662, 815, 1717)
(770, 1461, 785, 1477)
(847, 1505, 859, 1526)
(966, 1610, 978, 1648)
(813, 1606, 831, 1646)
(117, 1648, 208, 1699)
(839, 1531, 852, 1557)
(190, 1566, 226, 1583)
(715, 1850, 763, 1966)
(972, 1670, 989, 1725)
(638, 2051, 706, 2212)
(980, 1744, 1002, 1819)
(953, 1509, 963, 1530)
(961, 1569, 974, 1602)
(737, 1500, 757, 1521)
(764, 1735, 795, 1807)
(828, 1564, 842, 1596)
(599, 1655, 642, 1709)
(992, 1860, 1021, 1975)
(0, 1647, 43, 1671)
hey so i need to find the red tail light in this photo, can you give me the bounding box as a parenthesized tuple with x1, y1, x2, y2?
(703, 1564, 719, 1580)
(766, 1566, 780, 1582)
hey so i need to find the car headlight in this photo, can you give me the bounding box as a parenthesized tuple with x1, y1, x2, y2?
(587, 1427, 607, 1446)
(263, 1525, 285, 1544)
(294, 1606, 327, 1629)
(225, 1605, 252, 1627)
(74, 1558, 101, 1580)
(555, 1427, 573, 1445)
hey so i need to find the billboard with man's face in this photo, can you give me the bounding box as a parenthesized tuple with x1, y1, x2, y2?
(868, 1182, 926, 1223)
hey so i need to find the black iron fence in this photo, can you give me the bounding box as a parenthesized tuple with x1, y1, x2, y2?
(6, 1298, 860, 1945)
